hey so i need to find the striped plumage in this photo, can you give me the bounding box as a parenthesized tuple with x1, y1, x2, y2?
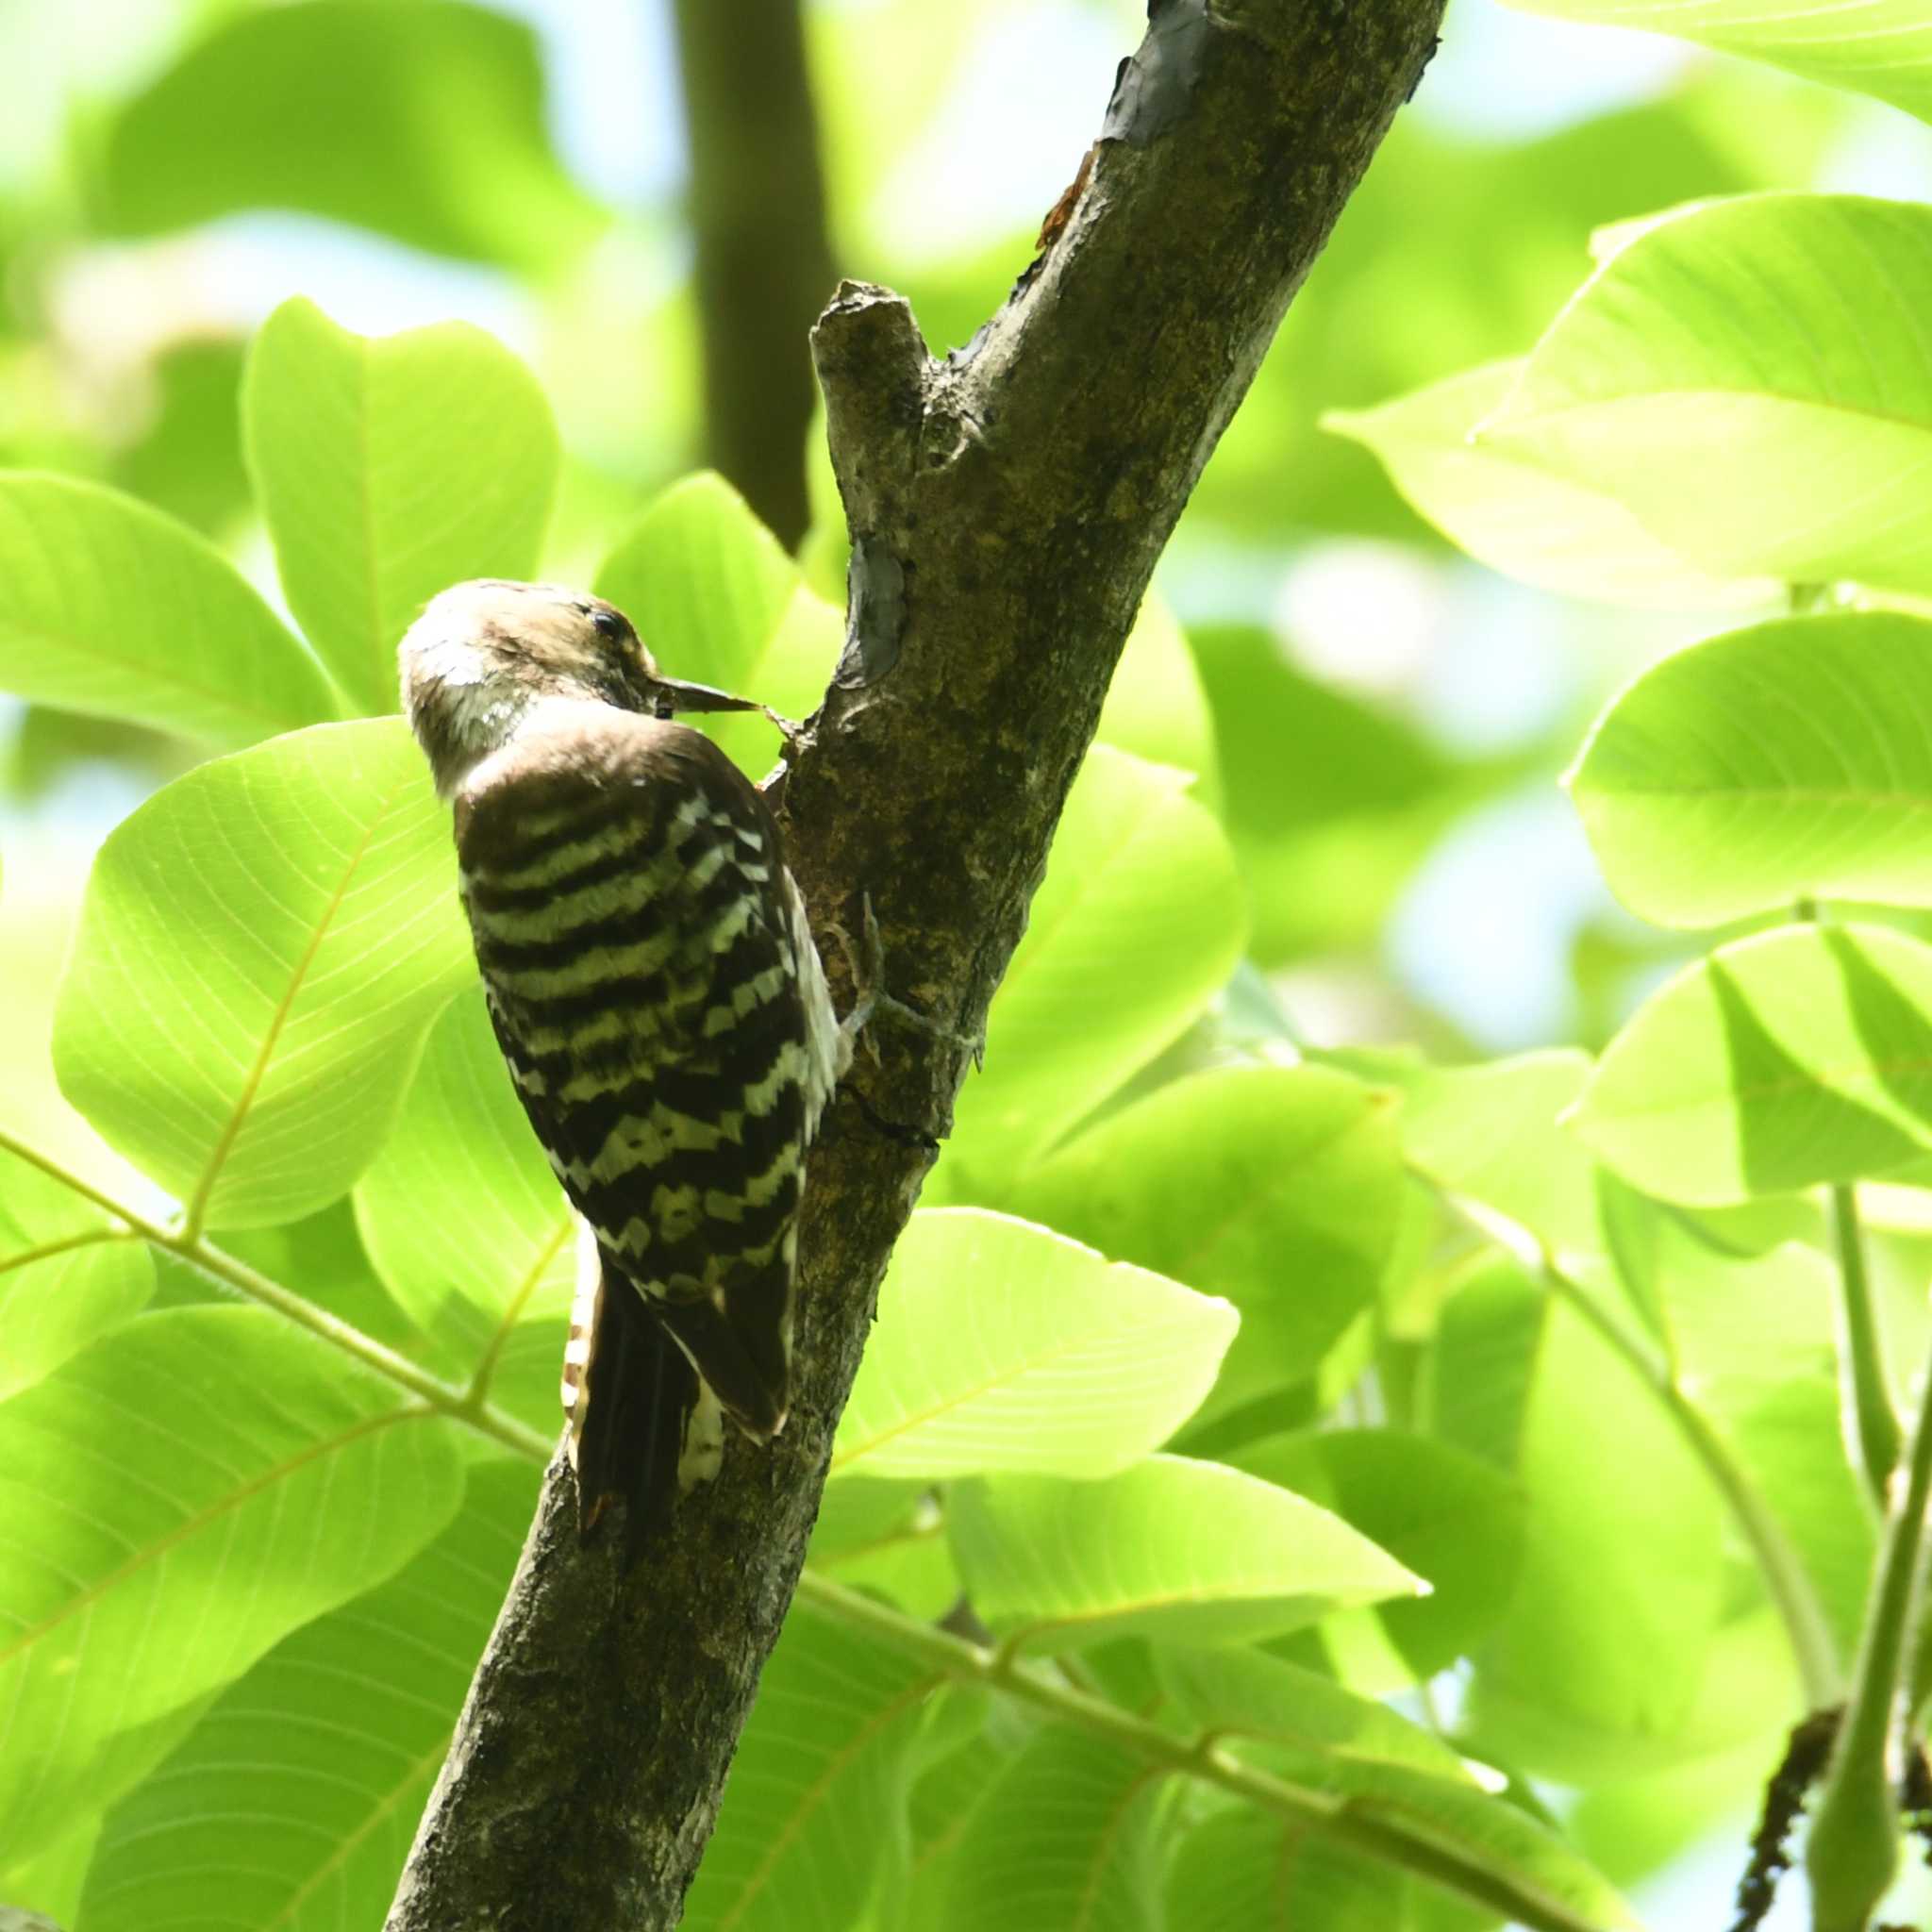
(400, 580, 847, 1551)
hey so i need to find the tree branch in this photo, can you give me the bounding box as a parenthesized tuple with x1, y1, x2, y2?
(384, 6, 1442, 1926)
(671, 0, 837, 545)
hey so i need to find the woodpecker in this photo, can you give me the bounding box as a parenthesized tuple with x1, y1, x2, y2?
(399, 579, 854, 1556)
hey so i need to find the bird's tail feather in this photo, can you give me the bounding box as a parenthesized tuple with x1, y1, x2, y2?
(563, 1230, 719, 1565)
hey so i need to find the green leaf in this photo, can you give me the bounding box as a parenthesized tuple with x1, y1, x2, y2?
(1096, 595, 1220, 797)
(1501, 0, 1932, 128)
(874, 1707, 1009, 1931)
(1235, 1430, 1528, 1690)
(595, 472, 797, 691)
(683, 1602, 938, 1932)
(1571, 922, 1932, 1204)
(1481, 194, 1932, 601)
(1327, 360, 1778, 609)
(1012, 1066, 1403, 1407)
(1436, 1260, 1726, 1778)
(1167, 1809, 1416, 1932)
(77, 1458, 533, 1932)
(244, 297, 561, 716)
(832, 1208, 1235, 1481)
(0, 473, 335, 746)
(594, 471, 837, 780)
(808, 1481, 959, 1621)
(355, 988, 574, 1433)
(1157, 1644, 1473, 1776)
(949, 1457, 1423, 1653)
(54, 719, 474, 1230)
(0, 1306, 466, 1858)
(1570, 610, 1932, 926)
(939, 1727, 1168, 1932)
(0, 1147, 153, 1400)
(0, 1812, 100, 1928)
(1395, 1049, 1603, 1262)
(939, 746, 1246, 1198)
(99, 0, 605, 268)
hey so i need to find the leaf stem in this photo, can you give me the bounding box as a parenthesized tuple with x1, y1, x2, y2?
(794, 1571, 1624, 1932)
(1829, 1182, 1901, 1509)
(0, 1122, 553, 1464)
(1797, 895, 1903, 1508)
(1805, 1328, 1932, 1930)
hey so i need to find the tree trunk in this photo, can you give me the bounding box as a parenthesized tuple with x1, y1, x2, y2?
(384, 4, 1443, 1925)
(671, 0, 837, 547)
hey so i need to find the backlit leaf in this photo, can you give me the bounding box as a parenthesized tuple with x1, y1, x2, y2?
(1481, 194, 1932, 600)
(832, 1208, 1236, 1481)
(0, 1307, 466, 1858)
(1570, 610, 1932, 926)
(1571, 922, 1932, 1203)
(100, 0, 605, 268)
(244, 297, 560, 716)
(54, 720, 473, 1229)
(950, 1457, 1422, 1653)
(0, 474, 335, 746)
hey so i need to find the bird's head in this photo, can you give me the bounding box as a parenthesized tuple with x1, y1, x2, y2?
(399, 578, 757, 796)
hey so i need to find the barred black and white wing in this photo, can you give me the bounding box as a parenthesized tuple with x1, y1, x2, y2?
(452, 703, 841, 1548)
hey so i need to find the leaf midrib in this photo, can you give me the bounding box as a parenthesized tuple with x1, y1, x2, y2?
(0, 1405, 426, 1669)
(185, 766, 414, 1231)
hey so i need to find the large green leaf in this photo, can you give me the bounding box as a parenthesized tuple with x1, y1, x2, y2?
(1166, 1810, 1415, 1932)
(937, 746, 1246, 1199)
(1502, 0, 1932, 128)
(683, 1602, 939, 1932)
(808, 1479, 960, 1621)
(0, 1812, 100, 1929)
(0, 1306, 466, 1858)
(1435, 1260, 1726, 1778)
(1570, 610, 1932, 926)
(54, 719, 474, 1230)
(99, 0, 605, 268)
(0, 474, 335, 746)
(1327, 360, 1777, 609)
(595, 473, 838, 779)
(244, 297, 561, 716)
(939, 1727, 1167, 1932)
(1395, 1049, 1603, 1263)
(595, 471, 797, 696)
(1160, 1648, 1637, 1931)
(1236, 1430, 1528, 1690)
(77, 1458, 533, 1932)
(1157, 1646, 1467, 1777)
(949, 1457, 1422, 1653)
(1481, 194, 1932, 600)
(0, 1147, 153, 1401)
(832, 1208, 1236, 1482)
(1012, 1065, 1403, 1406)
(355, 988, 574, 1433)
(1571, 922, 1932, 1204)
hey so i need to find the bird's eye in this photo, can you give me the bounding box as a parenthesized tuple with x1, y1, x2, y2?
(591, 608, 625, 644)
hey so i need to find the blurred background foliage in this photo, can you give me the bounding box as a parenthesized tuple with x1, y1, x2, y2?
(3, 0, 1931, 1920)
(8, 0, 1920, 1065)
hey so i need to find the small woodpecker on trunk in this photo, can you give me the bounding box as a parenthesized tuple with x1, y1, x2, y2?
(399, 579, 855, 1558)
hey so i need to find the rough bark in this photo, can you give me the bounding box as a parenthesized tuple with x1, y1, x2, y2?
(384, 5, 1442, 1927)
(671, 0, 837, 546)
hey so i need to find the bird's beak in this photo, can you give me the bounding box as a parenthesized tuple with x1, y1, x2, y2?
(645, 676, 764, 720)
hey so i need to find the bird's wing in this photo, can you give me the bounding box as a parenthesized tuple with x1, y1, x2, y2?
(454, 709, 817, 1538)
